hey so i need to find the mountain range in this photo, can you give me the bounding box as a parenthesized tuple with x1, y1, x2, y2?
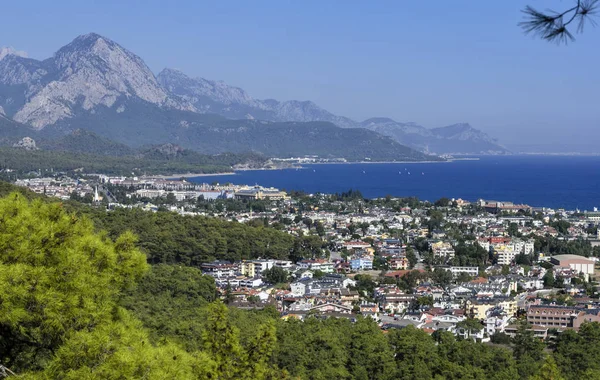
(0, 33, 507, 161)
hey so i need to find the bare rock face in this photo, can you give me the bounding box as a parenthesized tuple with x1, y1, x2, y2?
(152, 143, 184, 157)
(0, 33, 505, 155)
(12, 136, 37, 150)
(0, 47, 28, 61)
(157, 68, 358, 128)
(3, 34, 191, 129)
(158, 68, 265, 110)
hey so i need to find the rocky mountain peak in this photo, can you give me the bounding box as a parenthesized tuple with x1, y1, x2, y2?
(157, 68, 263, 109)
(0, 33, 506, 156)
(0, 46, 28, 61)
(438, 122, 473, 133)
(11, 33, 190, 129)
(431, 123, 496, 142)
(12, 136, 37, 150)
(53, 33, 121, 69)
(157, 67, 186, 79)
(362, 117, 397, 124)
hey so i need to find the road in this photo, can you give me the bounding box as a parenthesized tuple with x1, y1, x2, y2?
(100, 185, 118, 203)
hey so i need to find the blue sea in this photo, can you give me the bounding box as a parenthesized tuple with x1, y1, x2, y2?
(190, 156, 600, 210)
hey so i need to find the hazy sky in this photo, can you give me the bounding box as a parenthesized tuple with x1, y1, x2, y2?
(1, 0, 599, 151)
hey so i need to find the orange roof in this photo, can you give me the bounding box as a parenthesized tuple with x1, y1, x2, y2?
(470, 277, 488, 284)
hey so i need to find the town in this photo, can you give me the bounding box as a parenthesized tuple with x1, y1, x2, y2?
(12, 172, 600, 343)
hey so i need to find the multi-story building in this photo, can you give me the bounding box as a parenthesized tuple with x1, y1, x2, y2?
(201, 261, 239, 278)
(512, 238, 535, 255)
(234, 186, 288, 200)
(527, 305, 580, 329)
(297, 259, 335, 273)
(274, 260, 294, 270)
(431, 241, 455, 259)
(252, 260, 275, 275)
(389, 256, 409, 270)
(350, 257, 373, 271)
(584, 211, 600, 223)
(240, 261, 256, 277)
(466, 297, 517, 320)
(378, 292, 416, 314)
(496, 248, 518, 265)
(525, 304, 600, 330)
(442, 266, 479, 278)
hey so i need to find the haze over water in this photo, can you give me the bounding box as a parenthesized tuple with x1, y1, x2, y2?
(191, 156, 600, 210)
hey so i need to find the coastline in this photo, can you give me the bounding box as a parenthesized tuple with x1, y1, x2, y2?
(154, 172, 236, 179)
(308, 161, 448, 165)
(181, 160, 460, 178)
(160, 158, 480, 179)
(286, 159, 458, 166)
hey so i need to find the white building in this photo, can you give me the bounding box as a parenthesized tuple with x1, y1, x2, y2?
(550, 254, 595, 281)
(290, 282, 307, 296)
(476, 239, 490, 252)
(350, 258, 373, 271)
(431, 242, 455, 259)
(252, 260, 275, 274)
(443, 266, 479, 278)
(240, 278, 263, 288)
(518, 277, 544, 290)
(274, 260, 294, 270)
(297, 260, 335, 273)
(496, 249, 518, 265)
(513, 239, 535, 255)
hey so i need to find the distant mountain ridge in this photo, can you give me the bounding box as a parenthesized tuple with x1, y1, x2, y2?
(158, 69, 507, 155)
(360, 119, 507, 155)
(157, 68, 357, 128)
(0, 33, 502, 158)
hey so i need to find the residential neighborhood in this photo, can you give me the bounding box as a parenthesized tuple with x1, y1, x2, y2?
(12, 173, 600, 343)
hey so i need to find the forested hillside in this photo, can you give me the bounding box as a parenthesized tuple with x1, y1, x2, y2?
(0, 147, 266, 176)
(85, 208, 297, 265)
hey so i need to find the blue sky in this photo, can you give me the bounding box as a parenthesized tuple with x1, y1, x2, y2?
(1, 0, 599, 151)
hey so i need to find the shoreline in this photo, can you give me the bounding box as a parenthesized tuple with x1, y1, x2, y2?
(159, 159, 477, 179)
(153, 172, 236, 179)
(304, 160, 451, 165)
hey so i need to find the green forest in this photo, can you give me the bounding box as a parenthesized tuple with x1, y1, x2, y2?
(1, 187, 600, 379)
(0, 147, 267, 177)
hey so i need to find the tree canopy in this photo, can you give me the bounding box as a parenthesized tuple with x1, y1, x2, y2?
(0, 193, 148, 371)
(2, 187, 600, 379)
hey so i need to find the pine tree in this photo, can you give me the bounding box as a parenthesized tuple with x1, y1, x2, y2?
(202, 301, 246, 379)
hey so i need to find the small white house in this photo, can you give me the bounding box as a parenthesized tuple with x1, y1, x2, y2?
(290, 282, 307, 297)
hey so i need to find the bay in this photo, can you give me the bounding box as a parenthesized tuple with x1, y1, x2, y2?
(189, 156, 600, 210)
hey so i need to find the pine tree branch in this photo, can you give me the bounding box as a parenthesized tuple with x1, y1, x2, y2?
(520, 0, 599, 44)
